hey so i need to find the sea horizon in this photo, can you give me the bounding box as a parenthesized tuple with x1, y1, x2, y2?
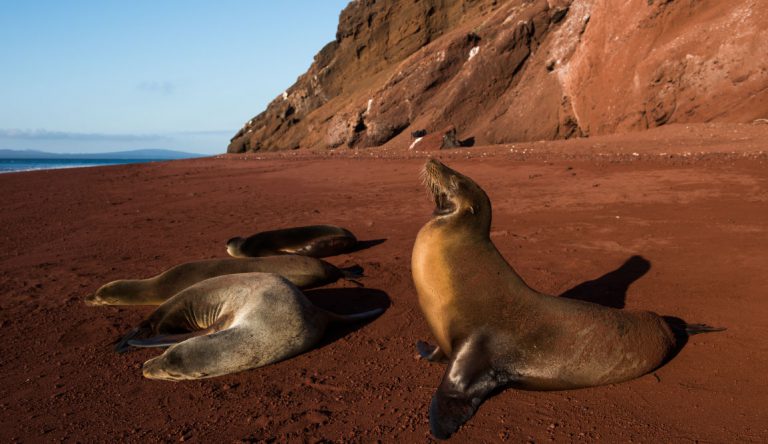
(0, 157, 178, 174)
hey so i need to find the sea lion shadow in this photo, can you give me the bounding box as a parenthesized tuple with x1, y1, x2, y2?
(559, 255, 651, 309)
(304, 287, 390, 348)
(345, 238, 387, 254)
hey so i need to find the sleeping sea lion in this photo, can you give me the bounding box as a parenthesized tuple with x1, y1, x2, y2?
(86, 255, 361, 306)
(227, 224, 357, 258)
(116, 272, 383, 380)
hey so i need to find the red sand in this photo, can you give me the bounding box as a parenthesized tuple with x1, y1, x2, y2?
(1, 124, 767, 442)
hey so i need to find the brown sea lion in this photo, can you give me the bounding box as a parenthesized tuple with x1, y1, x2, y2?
(411, 159, 723, 439)
(226, 224, 357, 258)
(85, 255, 361, 306)
(116, 272, 384, 380)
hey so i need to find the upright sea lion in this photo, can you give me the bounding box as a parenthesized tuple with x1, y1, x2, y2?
(411, 159, 723, 439)
(86, 255, 361, 306)
(227, 224, 357, 258)
(116, 272, 384, 380)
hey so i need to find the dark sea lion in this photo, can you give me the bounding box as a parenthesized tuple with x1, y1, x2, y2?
(115, 272, 383, 381)
(85, 255, 361, 306)
(411, 159, 723, 439)
(227, 224, 357, 258)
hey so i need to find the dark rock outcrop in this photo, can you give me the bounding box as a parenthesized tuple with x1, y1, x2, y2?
(229, 0, 768, 153)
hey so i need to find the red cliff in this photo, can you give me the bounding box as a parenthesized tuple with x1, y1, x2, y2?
(228, 0, 768, 153)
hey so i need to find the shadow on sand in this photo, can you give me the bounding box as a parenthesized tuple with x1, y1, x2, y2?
(559, 255, 651, 309)
(304, 287, 390, 348)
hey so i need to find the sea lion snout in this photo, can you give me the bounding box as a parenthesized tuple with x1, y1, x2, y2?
(142, 356, 174, 380)
(86, 282, 121, 306)
(423, 158, 451, 176)
(84, 294, 101, 306)
(422, 160, 459, 216)
(142, 352, 199, 381)
(226, 237, 246, 257)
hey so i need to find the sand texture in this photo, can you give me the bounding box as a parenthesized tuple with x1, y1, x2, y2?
(1, 124, 767, 442)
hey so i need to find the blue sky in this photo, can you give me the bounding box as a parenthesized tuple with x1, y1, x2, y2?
(0, 1, 350, 154)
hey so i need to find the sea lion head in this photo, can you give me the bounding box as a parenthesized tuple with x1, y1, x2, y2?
(226, 237, 246, 257)
(142, 348, 210, 381)
(421, 159, 491, 233)
(85, 281, 124, 306)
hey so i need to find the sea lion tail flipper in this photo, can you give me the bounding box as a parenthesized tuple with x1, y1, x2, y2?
(664, 317, 726, 337)
(430, 337, 501, 440)
(417, 340, 449, 363)
(114, 327, 142, 354)
(339, 264, 364, 279)
(684, 323, 726, 335)
(339, 264, 365, 287)
(324, 307, 384, 323)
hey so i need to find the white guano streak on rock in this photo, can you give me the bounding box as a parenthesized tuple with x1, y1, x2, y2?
(468, 46, 480, 61)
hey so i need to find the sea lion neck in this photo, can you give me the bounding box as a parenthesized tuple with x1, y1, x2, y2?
(425, 215, 491, 243)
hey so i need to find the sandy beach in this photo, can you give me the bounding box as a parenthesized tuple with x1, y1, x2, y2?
(1, 124, 767, 442)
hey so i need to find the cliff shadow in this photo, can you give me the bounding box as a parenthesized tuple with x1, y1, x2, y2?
(304, 287, 390, 348)
(559, 255, 651, 309)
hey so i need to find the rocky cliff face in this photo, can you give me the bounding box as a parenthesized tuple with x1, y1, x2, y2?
(228, 0, 768, 153)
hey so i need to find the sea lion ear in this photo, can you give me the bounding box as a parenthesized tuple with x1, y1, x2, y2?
(428, 337, 501, 440)
(468, 205, 475, 215)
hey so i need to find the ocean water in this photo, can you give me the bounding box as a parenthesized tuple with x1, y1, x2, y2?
(0, 158, 166, 174)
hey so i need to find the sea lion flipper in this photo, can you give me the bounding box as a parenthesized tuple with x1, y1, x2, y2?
(127, 329, 214, 349)
(682, 323, 726, 335)
(429, 337, 501, 440)
(114, 327, 141, 354)
(339, 264, 364, 279)
(416, 340, 448, 363)
(339, 264, 365, 287)
(322, 307, 385, 323)
(115, 307, 217, 354)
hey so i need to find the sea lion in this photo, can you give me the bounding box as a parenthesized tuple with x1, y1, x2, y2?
(411, 159, 723, 439)
(116, 272, 384, 380)
(227, 224, 357, 258)
(85, 255, 361, 306)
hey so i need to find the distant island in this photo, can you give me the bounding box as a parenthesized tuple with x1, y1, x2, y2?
(0, 149, 205, 160)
